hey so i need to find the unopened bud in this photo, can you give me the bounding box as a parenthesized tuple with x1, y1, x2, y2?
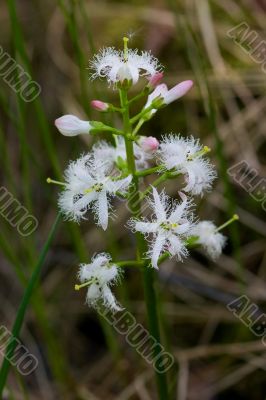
(139, 136, 159, 152)
(55, 115, 91, 136)
(163, 80, 193, 105)
(147, 72, 164, 90)
(91, 100, 109, 112)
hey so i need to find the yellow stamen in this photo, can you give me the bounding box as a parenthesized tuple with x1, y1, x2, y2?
(84, 183, 103, 194)
(84, 188, 93, 194)
(171, 223, 179, 228)
(160, 222, 179, 231)
(74, 280, 94, 291)
(203, 145, 211, 153)
(216, 214, 239, 232)
(46, 177, 66, 186)
(187, 146, 211, 161)
(123, 36, 129, 61)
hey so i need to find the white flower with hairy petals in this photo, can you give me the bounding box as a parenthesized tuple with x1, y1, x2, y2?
(158, 135, 216, 196)
(90, 47, 162, 85)
(78, 253, 123, 311)
(59, 154, 132, 230)
(129, 188, 194, 269)
(92, 136, 154, 171)
(192, 221, 226, 260)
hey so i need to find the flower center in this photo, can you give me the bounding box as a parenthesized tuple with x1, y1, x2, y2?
(118, 64, 132, 81)
(84, 183, 104, 194)
(160, 221, 179, 231)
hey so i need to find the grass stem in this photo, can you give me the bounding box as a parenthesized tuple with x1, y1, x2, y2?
(0, 214, 61, 395)
(120, 87, 169, 400)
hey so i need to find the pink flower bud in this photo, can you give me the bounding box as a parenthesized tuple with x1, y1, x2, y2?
(164, 80, 193, 104)
(91, 100, 109, 112)
(55, 115, 91, 136)
(148, 72, 164, 89)
(140, 136, 159, 152)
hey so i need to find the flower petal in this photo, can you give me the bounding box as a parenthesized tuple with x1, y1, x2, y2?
(127, 63, 140, 84)
(169, 192, 188, 222)
(97, 191, 109, 230)
(134, 221, 158, 234)
(151, 234, 165, 269)
(152, 187, 167, 220)
(102, 285, 123, 311)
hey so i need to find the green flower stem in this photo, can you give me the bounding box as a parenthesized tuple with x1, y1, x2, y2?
(116, 260, 144, 268)
(139, 172, 170, 200)
(119, 88, 169, 400)
(132, 118, 145, 136)
(106, 127, 125, 136)
(116, 243, 201, 270)
(109, 105, 123, 113)
(135, 166, 163, 177)
(130, 97, 163, 125)
(0, 214, 61, 396)
(91, 124, 124, 136)
(130, 104, 153, 124)
(128, 88, 149, 105)
(139, 171, 180, 201)
(116, 245, 200, 270)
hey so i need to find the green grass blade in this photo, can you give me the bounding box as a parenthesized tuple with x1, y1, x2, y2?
(0, 214, 61, 396)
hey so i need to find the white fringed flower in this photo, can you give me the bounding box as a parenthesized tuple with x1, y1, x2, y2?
(59, 154, 132, 230)
(129, 188, 194, 269)
(158, 135, 216, 195)
(77, 253, 123, 311)
(55, 115, 92, 136)
(92, 136, 155, 171)
(191, 221, 226, 259)
(90, 46, 162, 85)
(144, 81, 193, 116)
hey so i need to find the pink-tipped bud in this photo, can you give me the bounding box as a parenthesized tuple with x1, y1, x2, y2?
(164, 80, 193, 104)
(148, 72, 164, 89)
(140, 136, 160, 152)
(55, 114, 91, 136)
(91, 100, 109, 112)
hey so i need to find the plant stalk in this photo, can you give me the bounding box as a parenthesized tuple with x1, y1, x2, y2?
(119, 88, 169, 400)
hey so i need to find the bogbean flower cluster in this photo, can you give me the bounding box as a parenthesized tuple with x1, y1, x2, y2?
(51, 38, 238, 311)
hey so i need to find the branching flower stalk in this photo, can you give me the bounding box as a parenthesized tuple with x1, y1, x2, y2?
(49, 37, 239, 399)
(119, 83, 169, 398)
